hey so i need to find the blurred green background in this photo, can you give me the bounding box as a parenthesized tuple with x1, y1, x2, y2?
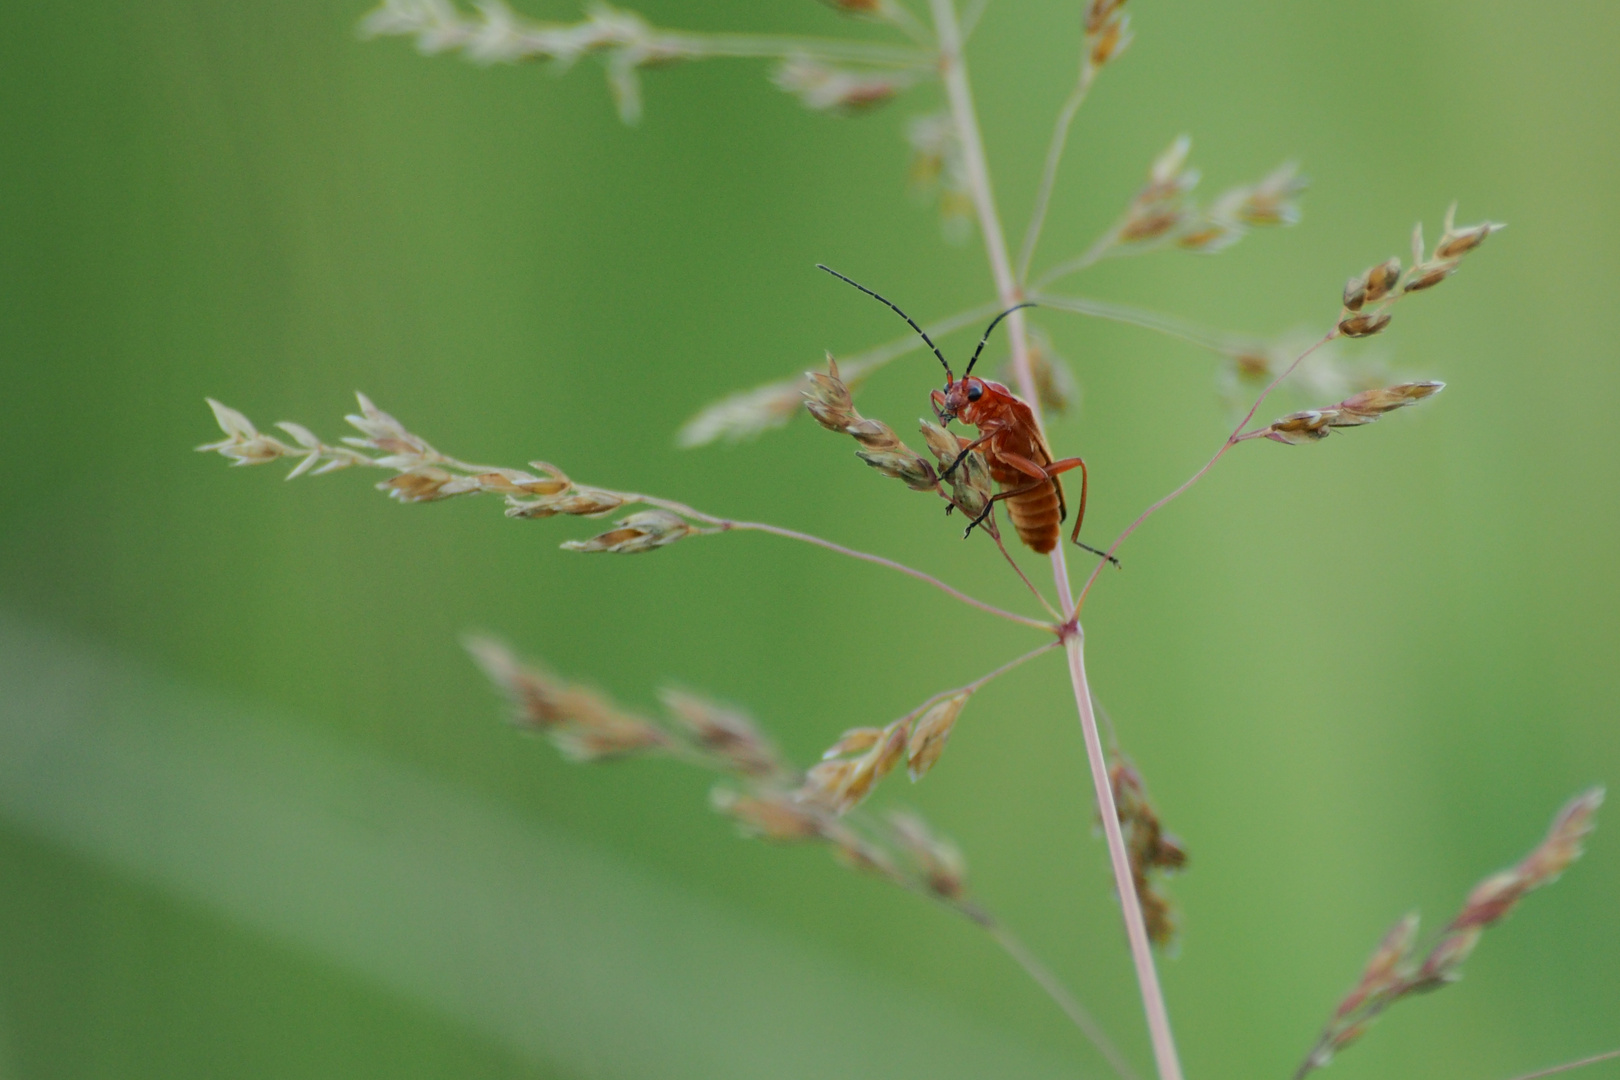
(1, 0, 1616, 1077)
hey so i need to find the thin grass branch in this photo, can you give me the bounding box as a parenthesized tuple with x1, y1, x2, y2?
(361, 0, 936, 122)
(1500, 1049, 1620, 1080)
(466, 635, 1129, 1073)
(198, 394, 1056, 632)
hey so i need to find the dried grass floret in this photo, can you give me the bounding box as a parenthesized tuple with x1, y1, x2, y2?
(1335, 205, 1503, 339)
(199, 395, 725, 553)
(1108, 754, 1187, 949)
(674, 377, 808, 446)
(661, 688, 785, 779)
(1015, 324, 1080, 415)
(709, 787, 827, 842)
(906, 110, 975, 240)
(804, 357, 943, 495)
(559, 508, 696, 553)
(464, 635, 675, 760)
(801, 719, 908, 813)
(905, 692, 969, 781)
(1068, 137, 1307, 264)
(462, 636, 1019, 929)
(919, 419, 993, 521)
(360, 0, 932, 124)
(1260, 381, 1444, 445)
(773, 56, 912, 112)
(1181, 162, 1307, 253)
(887, 810, 969, 902)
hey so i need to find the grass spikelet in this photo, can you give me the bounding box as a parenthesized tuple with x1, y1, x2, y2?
(1260, 381, 1444, 445)
(463, 635, 674, 760)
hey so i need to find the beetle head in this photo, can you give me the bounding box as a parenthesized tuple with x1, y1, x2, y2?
(933, 376, 988, 425)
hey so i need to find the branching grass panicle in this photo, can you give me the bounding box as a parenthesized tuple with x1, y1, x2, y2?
(198, 3, 1606, 1079)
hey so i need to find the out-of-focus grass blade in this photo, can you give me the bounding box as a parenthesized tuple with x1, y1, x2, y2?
(0, 613, 1079, 1080)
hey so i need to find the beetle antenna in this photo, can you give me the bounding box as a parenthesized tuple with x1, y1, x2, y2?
(963, 302, 1037, 377)
(817, 264, 954, 381)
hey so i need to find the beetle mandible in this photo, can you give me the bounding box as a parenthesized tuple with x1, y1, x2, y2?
(819, 265, 1115, 562)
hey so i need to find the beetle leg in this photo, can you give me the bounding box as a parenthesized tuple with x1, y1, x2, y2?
(998, 454, 1119, 567)
(960, 476, 1046, 540)
(940, 430, 997, 483)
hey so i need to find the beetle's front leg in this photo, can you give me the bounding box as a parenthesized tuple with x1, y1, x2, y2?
(940, 431, 996, 483)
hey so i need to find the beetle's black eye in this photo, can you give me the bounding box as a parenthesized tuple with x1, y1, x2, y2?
(966, 384, 983, 402)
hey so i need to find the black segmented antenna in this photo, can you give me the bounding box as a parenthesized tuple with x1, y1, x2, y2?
(816, 264, 954, 381)
(963, 302, 1037, 377)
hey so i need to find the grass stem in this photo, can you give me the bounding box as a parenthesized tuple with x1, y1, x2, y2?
(930, 1, 1185, 1076)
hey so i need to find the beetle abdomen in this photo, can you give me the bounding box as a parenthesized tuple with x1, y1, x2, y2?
(991, 461, 1063, 554)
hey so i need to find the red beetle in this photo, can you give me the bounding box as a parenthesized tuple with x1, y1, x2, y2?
(820, 266, 1110, 559)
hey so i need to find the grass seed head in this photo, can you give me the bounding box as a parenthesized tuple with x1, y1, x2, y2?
(1264, 410, 1334, 444)
(887, 811, 969, 901)
(906, 693, 969, 781)
(710, 787, 828, 842)
(677, 376, 808, 446)
(343, 392, 436, 462)
(804, 359, 940, 492)
(1333, 912, 1420, 1022)
(803, 356, 859, 431)
(920, 419, 993, 517)
(803, 720, 908, 813)
(377, 466, 464, 503)
(661, 688, 784, 778)
(1231, 161, 1307, 227)
(1175, 218, 1243, 253)
(1434, 203, 1506, 259)
(471, 463, 572, 496)
(463, 636, 673, 761)
(560, 509, 696, 553)
(773, 56, 909, 112)
(1401, 260, 1459, 294)
(1088, 12, 1133, 68)
(1263, 382, 1443, 444)
(1119, 135, 1197, 244)
(822, 727, 885, 758)
(1108, 754, 1186, 949)
(506, 488, 626, 518)
(1085, 0, 1126, 35)
(1435, 786, 1604, 944)
(1337, 310, 1392, 338)
(1296, 788, 1602, 1078)
(197, 399, 294, 464)
(1363, 257, 1403, 304)
(1342, 275, 1369, 312)
(855, 445, 939, 491)
(844, 416, 903, 450)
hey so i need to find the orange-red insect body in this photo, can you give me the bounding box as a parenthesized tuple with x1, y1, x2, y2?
(816, 264, 1100, 558)
(932, 375, 1089, 555)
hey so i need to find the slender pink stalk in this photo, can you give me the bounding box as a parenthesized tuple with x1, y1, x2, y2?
(1076, 329, 1339, 607)
(1502, 1049, 1620, 1080)
(896, 640, 1060, 725)
(1017, 62, 1097, 285)
(991, 528, 1065, 622)
(726, 519, 1055, 630)
(930, 2, 1184, 1077)
(623, 493, 1056, 631)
